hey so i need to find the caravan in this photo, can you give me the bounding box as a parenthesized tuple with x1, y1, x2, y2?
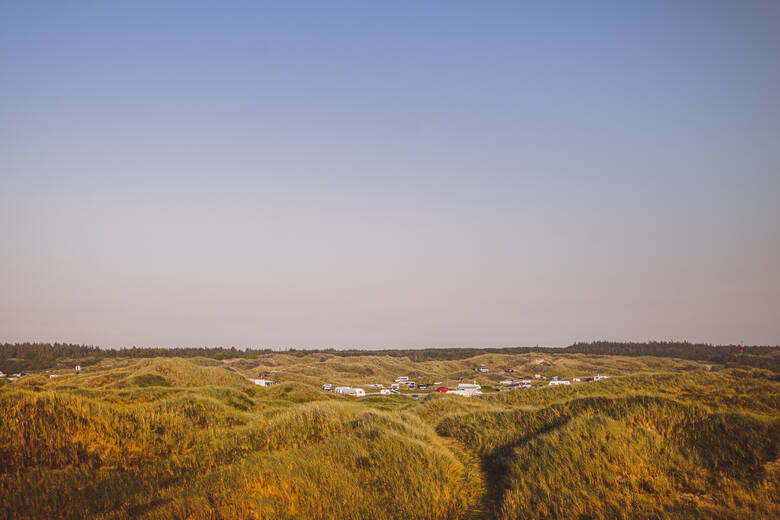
(334, 387, 365, 397)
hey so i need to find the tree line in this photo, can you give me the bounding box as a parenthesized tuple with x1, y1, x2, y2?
(1, 340, 777, 373)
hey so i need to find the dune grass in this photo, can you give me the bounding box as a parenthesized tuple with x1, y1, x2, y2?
(1, 352, 778, 519)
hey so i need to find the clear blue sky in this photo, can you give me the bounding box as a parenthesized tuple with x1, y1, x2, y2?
(1, 1, 778, 348)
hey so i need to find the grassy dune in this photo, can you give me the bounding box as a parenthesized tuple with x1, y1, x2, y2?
(1, 350, 778, 519)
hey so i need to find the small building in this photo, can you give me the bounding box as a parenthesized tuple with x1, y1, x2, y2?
(548, 379, 571, 386)
(477, 364, 490, 373)
(322, 383, 333, 392)
(49, 374, 61, 379)
(74, 365, 82, 373)
(390, 383, 400, 390)
(334, 387, 365, 397)
(572, 378, 581, 382)
(593, 375, 610, 381)
(394, 376, 409, 383)
(534, 374, 543, 379)
(249, 378, 276, 386)
(380, 388, 392, 395)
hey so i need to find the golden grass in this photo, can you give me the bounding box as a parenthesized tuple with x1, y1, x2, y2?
(0, 354, 777, 519)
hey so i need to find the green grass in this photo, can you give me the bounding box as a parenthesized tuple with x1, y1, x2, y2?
(1, 351, 778, 519)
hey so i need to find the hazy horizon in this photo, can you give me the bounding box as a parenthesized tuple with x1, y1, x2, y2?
(2, 2, 779, 349)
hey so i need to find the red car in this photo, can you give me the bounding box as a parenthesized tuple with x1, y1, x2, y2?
(436, 387, 452, 392)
